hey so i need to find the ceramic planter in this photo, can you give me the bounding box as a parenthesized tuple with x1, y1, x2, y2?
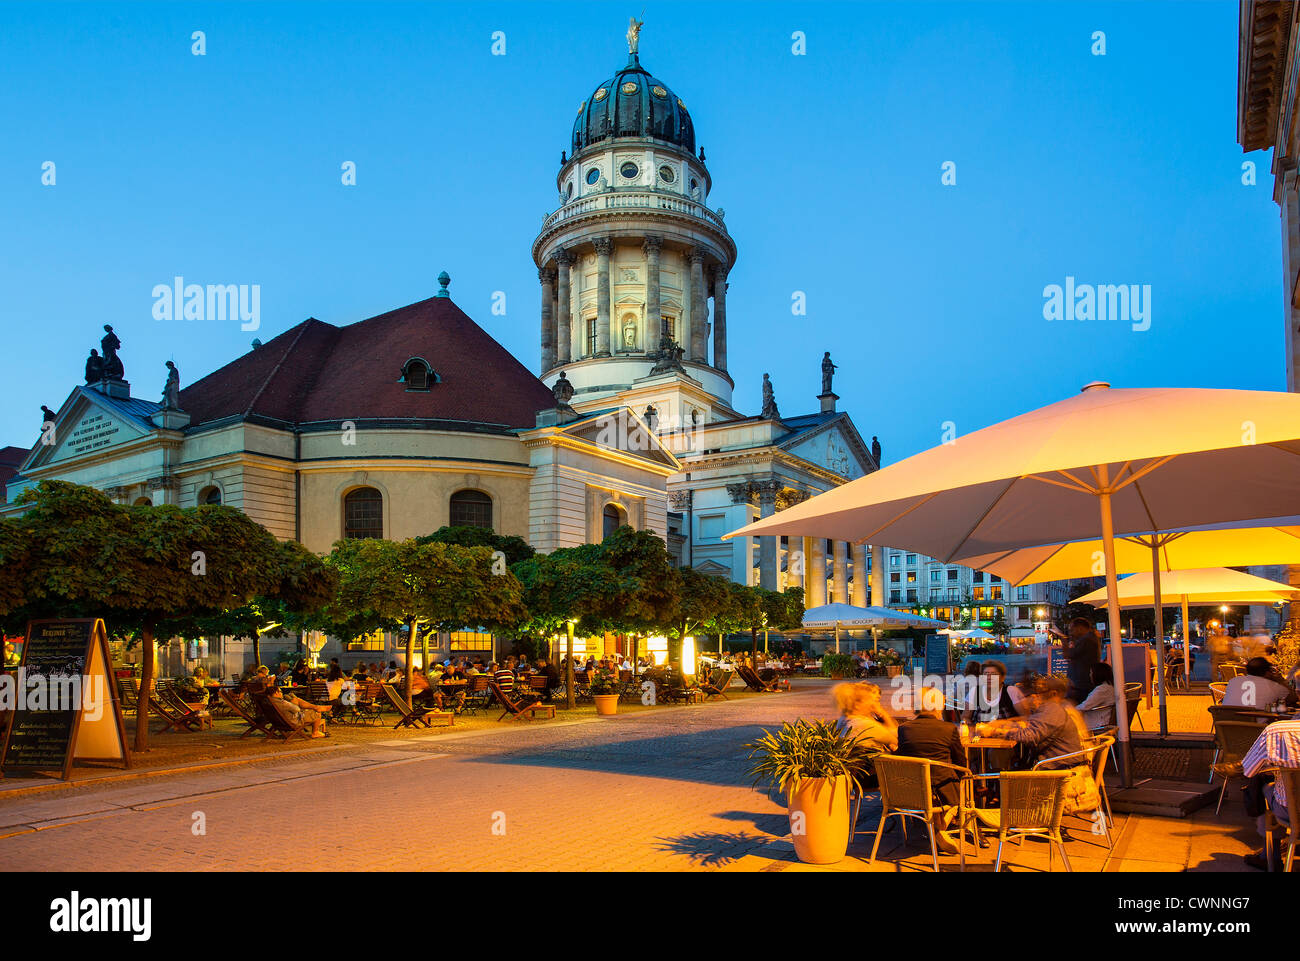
(786, 775, 851, 864)
(593, 693, 619, 716)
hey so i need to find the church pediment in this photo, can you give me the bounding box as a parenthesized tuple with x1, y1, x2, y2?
(781, 416, 874, 481)
(24, 387, 160, 472)
(562, 407, 680, 470)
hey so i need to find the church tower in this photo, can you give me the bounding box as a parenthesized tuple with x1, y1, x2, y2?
(533, 25, 739, 429)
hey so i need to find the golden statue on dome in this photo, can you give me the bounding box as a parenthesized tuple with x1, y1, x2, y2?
(627, 16, 643, 54)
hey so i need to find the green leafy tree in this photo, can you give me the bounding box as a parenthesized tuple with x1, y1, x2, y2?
(416, 525, 536, 567)
(321, 538, 525, 705)
(5, 481, 311, 752)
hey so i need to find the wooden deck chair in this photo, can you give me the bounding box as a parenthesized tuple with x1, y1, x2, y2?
(490, 680, 555, 721)
(250, 692, 312, 741)
(153, 685, 212, 732)
(737, 665, 779, 693)
(116, 677, 139, 714)
(380, 683, 453, 730)
(219, 689, 274, 738)
(701, 669, 733, 701)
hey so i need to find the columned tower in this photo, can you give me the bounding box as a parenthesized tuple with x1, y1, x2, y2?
(533, 33, 738, 426)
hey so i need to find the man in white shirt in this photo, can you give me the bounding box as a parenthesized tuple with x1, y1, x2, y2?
(1222, 658, 1297, 711)
(1241, 717, 1300, 870)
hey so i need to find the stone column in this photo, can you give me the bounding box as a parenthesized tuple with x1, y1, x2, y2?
(755, 481, 780, 591)
(832, 540, 849, 604)
(643, 236, 662, 346)
(871, 543, 886, 607)
(555, 250, 572, 364)
(806, 537, 827, 607)
(851, 543, 868, 607)
(785, 538, 802, 591)
(712, 265, 728, 371)
(594, 238, 612, 357)
(539, 268, 555, 372)
(689, 248, 708, 362)
(728, 483, 757, 586)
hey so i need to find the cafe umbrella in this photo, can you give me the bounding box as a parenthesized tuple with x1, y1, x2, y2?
(801, 602, 947, 652)
(725, 383, 1300, 785)
(957, 520, 1300, 730)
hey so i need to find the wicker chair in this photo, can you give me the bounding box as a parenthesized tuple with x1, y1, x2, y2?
(1210, 719, 1272, 815)
(1208, 681, 1228, 705)
(868, 755, 975, 872)
(1263, 767, 1300, 873)
(1034, 736, 1114, 848)
(972, 769, 1073, 872)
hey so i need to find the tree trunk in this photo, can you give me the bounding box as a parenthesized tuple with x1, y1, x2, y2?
(252, 632, 262, 669)
(751, 626, 759, 666)
(566, 621, 576, 711)
(404, 619, 416, 709)
(134, 624, 155, 753)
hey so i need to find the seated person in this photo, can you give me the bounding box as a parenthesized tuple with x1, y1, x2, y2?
(350, 663, 369, 682)
(325, 664, 349, 703)
(981, 675, 1098, 815)
(895, 686, 966, 853)
(382, 660, 401, 681)
(833, 682, 898, 755)
(959, 660, 983, 723)
(536, 657, 559, 703)
(1240, 717, 1300, 870)
(978, 661, 1019, 721)
(261, 683, 329, 738)
(290, 659, 310, 686)
(1223, 657, 1298, 710)
(1075, 662, 1117, 729)
(493, 663, 516, 695)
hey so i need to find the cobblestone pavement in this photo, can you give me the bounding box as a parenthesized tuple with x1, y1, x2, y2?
(0, 683, 837, 872)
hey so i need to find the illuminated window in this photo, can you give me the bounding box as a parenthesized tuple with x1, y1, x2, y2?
(906, 571, 917, 583)
(992, 586, 1003, 600)
(449, 629, 493, 652)
(973, 587, 984, 601)
(344, 487, 383, 539)
(346, 630, 386, 652)
(449, 489, 493, 529)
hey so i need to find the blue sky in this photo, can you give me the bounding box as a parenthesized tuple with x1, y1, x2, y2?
(0, 0, 1282, 463)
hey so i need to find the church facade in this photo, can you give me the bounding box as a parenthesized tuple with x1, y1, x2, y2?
(4, 32, 882, 666)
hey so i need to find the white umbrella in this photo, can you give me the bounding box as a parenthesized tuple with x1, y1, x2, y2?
(801, 602, 946, 652)
(727, 383, 1300, 785)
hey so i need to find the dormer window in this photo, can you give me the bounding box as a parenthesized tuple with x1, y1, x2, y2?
(399, 357, 437, 391)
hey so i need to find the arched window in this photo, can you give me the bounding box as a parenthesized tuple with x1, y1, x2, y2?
(344, 487, 384, 539)
(603, 503, 626, 540)
(449, 489, 493, 529)
(198, 485, 222, 506)
(133, 497, 152, 507)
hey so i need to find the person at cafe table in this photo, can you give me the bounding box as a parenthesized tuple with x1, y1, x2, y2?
(895, 686, 966, 854)
(978, 675, 1099, 815)
(1223, 657, 1298, 710)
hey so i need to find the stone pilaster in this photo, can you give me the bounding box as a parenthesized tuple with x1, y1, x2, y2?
(539, 267, 556, 372)
(643, 236, 663, 347)
(555, 250, 573, 365)
(594, 238, 612, 357)
(871, 543, 886, 607)
(689, 248, 708, 363)
(712, 265, 728, 372)
(806, 537, 827, 607)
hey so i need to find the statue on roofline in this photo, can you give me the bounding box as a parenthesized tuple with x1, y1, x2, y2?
(627, 16, 643, 54)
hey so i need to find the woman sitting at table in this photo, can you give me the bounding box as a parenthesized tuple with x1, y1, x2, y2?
(833, 682, 898, 755)
(290, 659, 310, 687)
(980, 675, 1098, 815)
(1075, 662, 1116, 729)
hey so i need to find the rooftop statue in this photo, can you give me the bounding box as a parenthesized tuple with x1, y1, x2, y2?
(821, 351, 838, 395)
(627, 16, 643, 54)
(761, 373, 780, 420)
(101, 325, 124, 380)
(552, 370, 575, 407)
(84, 348, 104, 384)
(162, 361, 181, 410)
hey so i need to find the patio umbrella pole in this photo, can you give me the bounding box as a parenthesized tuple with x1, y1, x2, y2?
(1098, 477, 1133, 788)
(1181, 595, 1191, 684)
(1150, 541, 1168, 737)
(834, 622, 840, 654)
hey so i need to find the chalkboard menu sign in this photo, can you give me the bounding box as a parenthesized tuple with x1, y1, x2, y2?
(923, 634, 950, 675)
(1047, 646, 1070, 677)
(0, 619, 129, 780)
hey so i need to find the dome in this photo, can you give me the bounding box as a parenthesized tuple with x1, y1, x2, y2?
(572, 54, 696, 155)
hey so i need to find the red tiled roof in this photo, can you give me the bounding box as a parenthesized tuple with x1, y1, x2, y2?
(180, 297, 555, 430)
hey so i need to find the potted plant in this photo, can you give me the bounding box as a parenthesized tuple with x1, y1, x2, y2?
(589, 666, 620, 716)
(746, 720, 872, 864)
(819, 652, 856, 679)
(874, 648, 903, 676)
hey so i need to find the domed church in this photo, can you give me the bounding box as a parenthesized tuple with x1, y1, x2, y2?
(3, 24, 881, 667)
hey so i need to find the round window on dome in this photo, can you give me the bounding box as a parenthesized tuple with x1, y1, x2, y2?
(586, 168, 600, 185)
(566, 183, 574, 199)
(621, 81, 638, 95)
(593, 87, 608, 102)
(652, 85, 667, 99)
(620, 161, 639, 180)
(658, 165, 675, 184)
(689, 177, 698, 192)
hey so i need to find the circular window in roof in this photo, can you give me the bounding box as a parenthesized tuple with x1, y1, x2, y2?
(593, 87, 608, 101)
(658, 165, 675, 184)
(621, 81, 638, 95)
(652, 85, 667, 99)
(620, 161, 639, 180)
(586, 168, 600, 185)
